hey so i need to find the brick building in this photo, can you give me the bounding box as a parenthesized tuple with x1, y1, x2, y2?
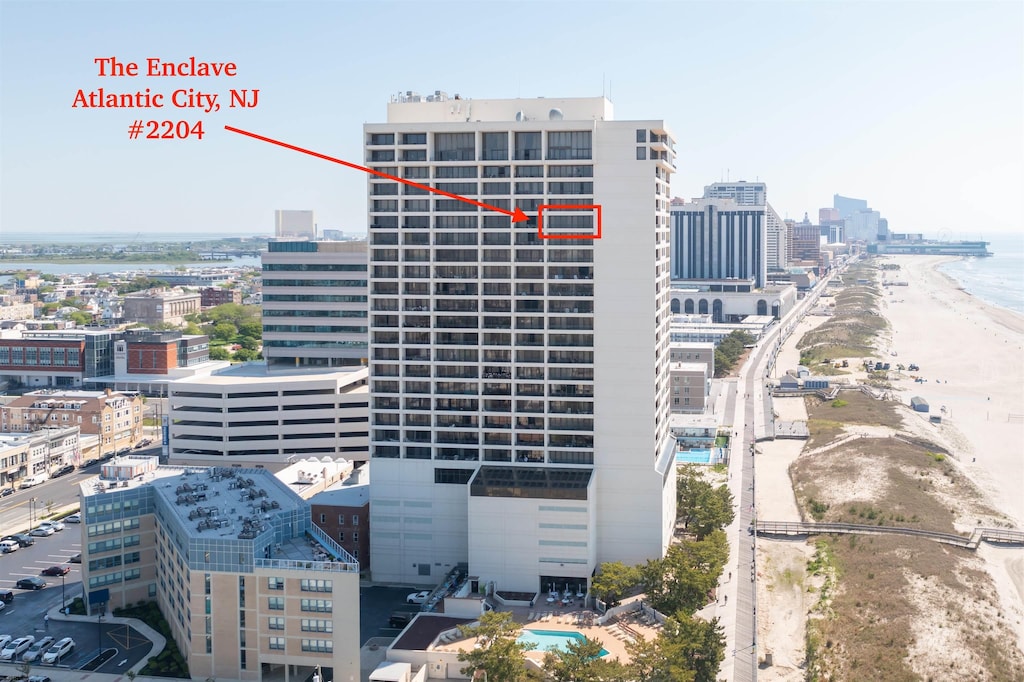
(1, 388, 144, 454)
(310, 466, 370, 568)
(121, 329, 210, 374)
(200, 287, 242, 307)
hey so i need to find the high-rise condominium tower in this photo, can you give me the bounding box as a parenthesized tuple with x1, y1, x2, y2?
(365, 94, 677, 592)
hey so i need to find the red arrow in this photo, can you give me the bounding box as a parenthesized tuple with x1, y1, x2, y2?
(224, 125, 529, 223)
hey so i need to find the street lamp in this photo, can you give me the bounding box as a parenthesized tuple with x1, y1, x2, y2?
(60, 572, 66, 611)
(27, 497, 37, 533)
(97, 608, 105, 652)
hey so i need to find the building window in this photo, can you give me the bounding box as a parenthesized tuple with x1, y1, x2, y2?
(338, 531, 345, 542)
(319, 513, 326, 523)
(301, 618, 333, 633)
(269, 617, 285, 630)
(300, 579, 332, 593)
(269, 637, 285, 651)
(268, 597, 284, 610)
(352, 515, 359, 526)
(300, 599, 332, 613)
(353, 532, 359, 542)
(301, 639, 333, 653)
(636, 128, 646, 143)
(337, 514, 345, 525)
(636, 147, 646, 160)
(268, 577, 284, 591)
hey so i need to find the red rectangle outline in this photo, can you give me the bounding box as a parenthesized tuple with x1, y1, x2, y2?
(537, 204, 602, 240)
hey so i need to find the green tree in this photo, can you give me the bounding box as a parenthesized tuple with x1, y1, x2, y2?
(542, 635, 629, 681)
(642, 531, 728, 616)
(591, 561, 641, 607)
(456, 611, 530, 682)
(182, 321, 203, 336)
(658, 614, 726, 682)
(676, 466, 734, 539)
(211, 322, 237, 343)
(237, 318, 262, 339)
(68, 310, 92, 326)
(233, 347, 259, 362)
(208, 346, 231, 361)
(238, 336, 259, 351)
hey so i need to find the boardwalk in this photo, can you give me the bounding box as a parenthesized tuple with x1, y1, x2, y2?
(755, 520, 1024, 550)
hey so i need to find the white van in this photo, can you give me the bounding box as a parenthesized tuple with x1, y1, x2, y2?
(18, 473, 49, 489)
(0, 540, 19, 553)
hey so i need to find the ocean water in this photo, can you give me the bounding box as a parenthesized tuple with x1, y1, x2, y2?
(937, 235, 1024, 315)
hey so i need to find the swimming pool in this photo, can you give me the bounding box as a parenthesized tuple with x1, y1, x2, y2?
(676, 448, 713, 464)
(517, 629, 609, 656)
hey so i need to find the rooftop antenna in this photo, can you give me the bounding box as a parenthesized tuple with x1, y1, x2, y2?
(727, 168, 730, 181)
(602, 73, 605, 98)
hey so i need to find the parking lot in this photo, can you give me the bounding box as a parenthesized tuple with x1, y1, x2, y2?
(0, 523, 152, 674)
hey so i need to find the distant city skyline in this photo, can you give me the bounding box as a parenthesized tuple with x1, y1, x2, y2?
(1, 1, 1021, 237)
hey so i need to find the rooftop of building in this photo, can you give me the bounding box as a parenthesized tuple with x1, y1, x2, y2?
(79, 456, 356, 567)
(669, 340, 715, 349)
(172, 362, 369, 389)
(0, 426, 79, 447)
(274, 457, 358, 501)
(123, 288, 200, 300)
(383, 93, 618, 124)
(391, 614, 475, 652)
(669, 361, 708, 373)
(309, 465, 369, 507)
(668, 413, 720, 431)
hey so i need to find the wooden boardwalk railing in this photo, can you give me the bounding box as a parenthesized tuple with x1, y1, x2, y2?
(755, 521, 1024, 550)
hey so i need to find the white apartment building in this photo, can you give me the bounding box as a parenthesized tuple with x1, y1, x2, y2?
(79, 456, 358, 682)
(168, 365, 369, 469)
(261, 240, 369, 371)
(365, 93, 677, 592)
(703, 181, 766, 206)
(765, 204, 788, 272)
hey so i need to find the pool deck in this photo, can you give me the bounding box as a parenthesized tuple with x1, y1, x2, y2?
(430, 603, 664, 666)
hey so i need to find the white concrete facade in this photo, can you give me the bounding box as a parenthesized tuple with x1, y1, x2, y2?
(168, 366, 369, 469)
(274, 209, 317, 239)
(670, 198, 768, 288)
(366, 95, 677, 591)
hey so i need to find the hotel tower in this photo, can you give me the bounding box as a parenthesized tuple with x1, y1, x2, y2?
(365, 93, 677, 593)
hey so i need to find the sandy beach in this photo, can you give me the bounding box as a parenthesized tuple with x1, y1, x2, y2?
(753, 255, 1024, 675)
(880, 254, 1024, 527)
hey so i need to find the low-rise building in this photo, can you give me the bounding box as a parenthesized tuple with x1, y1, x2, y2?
(0, 389, 142, 454)
(79, 457, 359, 682)
(123, 289, 201, 326)
(669, 341, 715, 377)
(669, 361, 710, 414)
(168, 365, 369, 469)
(0, 426, 79, 486)
(201, 287, 243, 307)
(310, 465, 370, 569)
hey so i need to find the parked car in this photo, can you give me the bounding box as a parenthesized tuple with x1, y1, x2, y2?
(0, 590, 13, 603)
(0, 636, 35, 660)
(16, 577, 46, 590)
(0, 636, 12, 651)
(41, 566, 70, 577)
(22, 636, 53, 663)
(38, 520, 64, 532)
(29, 527, 55, 538)
(51, 465, 75, 478)
(389, 610, 414, 628)
(0, 488, 13, 497)
(0, 540, 20, 553)
(1, 534, 34, 548)
(0, 602, 5, 613)
(68, 553, 82, 564)
(28, 675, 52, 682)
(63, 513, 81, 524)
(79, 459, 99, 469)
(42, 637, 75, 664)
(406, 590, 431, 604)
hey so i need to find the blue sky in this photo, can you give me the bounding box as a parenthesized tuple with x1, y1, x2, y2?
(1, 0, 1021, 239)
